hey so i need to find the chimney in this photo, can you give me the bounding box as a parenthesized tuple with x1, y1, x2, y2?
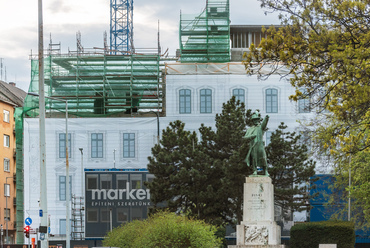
(9, 82, 16, 87)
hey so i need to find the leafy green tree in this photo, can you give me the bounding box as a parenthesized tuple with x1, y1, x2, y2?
(245, 0, 370, 154)
(266, 123, 316, 217)
(103, 211, 222, 248)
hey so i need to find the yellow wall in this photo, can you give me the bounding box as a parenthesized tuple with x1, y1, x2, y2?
(0, 101, 17, 243)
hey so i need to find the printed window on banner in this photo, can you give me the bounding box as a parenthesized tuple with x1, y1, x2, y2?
(117, 174, 128, 189)
(123, 133, 135, 158)
(59, 133, 72, 158)
(132, 207, 143, 221)
(87, 209, 98, 223)
(101, 209, 110, 222)
(131, 174, 142, 189)
(266, 88, 278, 113)
(179, 89, 191, 114)
(266, 131, 273, 146)
(3, 158, 10, 172)
(59, 219, 66, 235)
(59, 176, 72, 201)
(232, 88, 245, 104)
(100, 174, 112, 189)
(86, 174, 98, 190)
(117, 208, 129, 223)
(3, 110, 10, 123)
(4, 134, 10, 147)
(91, 133, 103, 158)
(200, 89, 212, 113)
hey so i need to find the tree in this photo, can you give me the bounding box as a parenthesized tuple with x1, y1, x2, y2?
(244, 0, 370, 223)
(146, 120, 227, 225)
(244, 0, 370, 154)
(266, 123, 316, 218)
(103, 211, 222, 248)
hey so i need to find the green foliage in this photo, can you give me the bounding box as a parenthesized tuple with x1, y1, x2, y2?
(266, 123, 316, 215)
(103, 211, 222, 248)
(290, 221, 355, 248)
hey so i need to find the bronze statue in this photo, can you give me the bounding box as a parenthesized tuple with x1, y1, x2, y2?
(243, 111, 269, 176)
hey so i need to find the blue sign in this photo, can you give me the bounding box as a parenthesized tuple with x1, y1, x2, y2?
(40, 233, 45, 240)
(25, 217, 32, 226)
(39, 209, 43, 217)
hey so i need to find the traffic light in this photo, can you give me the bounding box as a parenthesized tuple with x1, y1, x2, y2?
(24, 225, 30, 238)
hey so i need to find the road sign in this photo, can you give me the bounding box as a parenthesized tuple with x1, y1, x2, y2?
(25, 217, 32, 226)
(39, 209, 43, 217)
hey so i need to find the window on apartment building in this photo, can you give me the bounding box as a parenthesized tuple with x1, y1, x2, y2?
(3, 110, 10, 123)
(100, 174, 112, 189)
(298, 89, 311, 113)
(4, 184, 10, 197)
(232, 88, 245, 104)
(87, 209, 98, 222)
(4, 208, 10, 221)
(59, 176, 72, 201)
(179, 89, 191, 114)
(200, 89, 212, 113)
(91, 133, 103, 158)
(266, 88, 278, 113)
(132, 207, 143, 221)
(3, 158, 10, 172)
(123, 133, 135, 158)
(3, 134, 10, 147)
(117, 208, 129, 223)
(59, 133, 72, 158)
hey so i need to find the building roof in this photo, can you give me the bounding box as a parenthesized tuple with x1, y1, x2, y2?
(0, 81, 27, 107)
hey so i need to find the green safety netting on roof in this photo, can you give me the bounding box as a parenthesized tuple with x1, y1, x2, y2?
(24, 53, 163, 117)
(179, 0, 230, 63)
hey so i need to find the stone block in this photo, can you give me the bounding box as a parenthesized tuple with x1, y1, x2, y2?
(319, 245, 337, 248)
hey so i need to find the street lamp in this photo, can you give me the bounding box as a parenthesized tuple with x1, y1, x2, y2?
(28, 93, 70, 248)
(79, 148, 83, 198)
(148, 111, 160, 144)
(5, 177, 13, 244)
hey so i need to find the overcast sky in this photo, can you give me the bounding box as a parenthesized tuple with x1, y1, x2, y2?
(0, 0, 280, 91)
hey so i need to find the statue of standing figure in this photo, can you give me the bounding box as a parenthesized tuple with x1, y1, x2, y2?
(243, 111, 269, 176)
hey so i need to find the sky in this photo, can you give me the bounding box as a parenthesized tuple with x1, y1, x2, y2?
(0, 0, 280, 91)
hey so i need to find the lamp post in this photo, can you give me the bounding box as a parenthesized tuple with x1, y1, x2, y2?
(79, 148, 83, 197)
(149, 111, 160, 144)
(28, 93, 69, 248)
(5, 177, 13, 244)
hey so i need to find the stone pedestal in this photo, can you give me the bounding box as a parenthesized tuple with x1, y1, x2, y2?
(229, 177, 285, 248)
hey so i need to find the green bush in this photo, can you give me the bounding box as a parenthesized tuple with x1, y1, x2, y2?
(290, 220, 355, 248)
(103, 211, 222, 248)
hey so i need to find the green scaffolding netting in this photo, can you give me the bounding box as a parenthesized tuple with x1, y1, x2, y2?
(24, 53, 163, 117)
(179, 0, 230, 63)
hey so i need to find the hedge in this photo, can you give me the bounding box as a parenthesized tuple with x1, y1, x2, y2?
(290, 220, 355, 248)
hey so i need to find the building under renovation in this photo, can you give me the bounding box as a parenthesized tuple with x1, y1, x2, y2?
(16, 0, 318, 245)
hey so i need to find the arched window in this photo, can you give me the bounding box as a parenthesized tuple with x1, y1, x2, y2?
(266, 88, 278, 113)
(179, 89, 191, 114)
(200, 89, 212, 113)
(232, 88, 245, 104)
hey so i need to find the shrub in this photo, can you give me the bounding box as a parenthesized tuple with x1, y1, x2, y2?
(103, 211, 222, 248)
(290, 220, 355, 248)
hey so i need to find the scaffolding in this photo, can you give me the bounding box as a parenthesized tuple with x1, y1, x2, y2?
(71, 195, 85, 240)
(24, 47, 163, 117)
(179, 0, 230, 63)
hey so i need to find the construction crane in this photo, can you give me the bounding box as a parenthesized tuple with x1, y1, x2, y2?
(110, 0, 134, 54)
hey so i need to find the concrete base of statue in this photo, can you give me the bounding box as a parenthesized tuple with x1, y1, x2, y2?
(229, 177, 285, 248)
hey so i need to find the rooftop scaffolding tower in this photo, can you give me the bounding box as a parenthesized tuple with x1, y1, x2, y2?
(179, 0, 230, 63)
(110, 0, 134, 54)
